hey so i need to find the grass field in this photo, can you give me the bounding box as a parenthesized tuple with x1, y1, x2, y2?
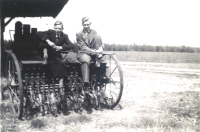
(1, 51, 200, 132)
(106, 51, 200, 63)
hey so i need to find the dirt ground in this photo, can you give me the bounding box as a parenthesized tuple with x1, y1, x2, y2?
(1, 61, 200, 132)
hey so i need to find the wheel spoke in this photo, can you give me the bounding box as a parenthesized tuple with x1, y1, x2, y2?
(9, 70, 18, 86)
(108, 78, 121, 86)
(9, 75, 13, 85)
(110, 90, 118, 97)
(8, 59, 11, 83)
(111, 81, 121, 84)
(8, 86, 20, 102)
(110, 66, 118, 77)
(8, 59, 19, 86)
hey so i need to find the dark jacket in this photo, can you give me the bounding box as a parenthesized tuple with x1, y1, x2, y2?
(36, 29, 74, 78)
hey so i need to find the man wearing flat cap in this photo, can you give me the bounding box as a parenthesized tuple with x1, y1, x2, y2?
(76, 17, 104, 94)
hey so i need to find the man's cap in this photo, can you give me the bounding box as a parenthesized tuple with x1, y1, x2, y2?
(82, 17, 91, 24)
(54, 20, 63, 28)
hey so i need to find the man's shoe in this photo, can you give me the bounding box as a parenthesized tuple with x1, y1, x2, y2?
(63, 107, 70, 115)
(85, 105, 92, 114)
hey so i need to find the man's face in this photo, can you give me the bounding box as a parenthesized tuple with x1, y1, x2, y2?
(54, 24, 63, 34)
(82, 21, 91, 32)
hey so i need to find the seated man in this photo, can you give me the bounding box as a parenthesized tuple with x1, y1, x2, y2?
(76, 17, 104, 93)
(36, 21, 74, 110)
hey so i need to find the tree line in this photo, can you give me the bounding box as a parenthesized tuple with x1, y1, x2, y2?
(4, 40, 200, 53)
(103, 43, 200, 53)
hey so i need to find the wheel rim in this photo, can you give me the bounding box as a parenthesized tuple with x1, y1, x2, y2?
(6, 53, 24, 118)
(103, 54, 123, 109)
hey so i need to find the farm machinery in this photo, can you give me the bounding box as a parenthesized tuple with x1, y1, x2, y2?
(1, 0, 123, 120)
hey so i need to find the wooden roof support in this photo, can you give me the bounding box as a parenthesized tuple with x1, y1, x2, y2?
(4, 17, 14, 27)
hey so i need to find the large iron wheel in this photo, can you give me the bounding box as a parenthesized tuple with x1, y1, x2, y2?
(90, 53, 123, 109)
(75, 50, 123, 109)
(6, 53, 24, 119)
(103, 54, 123, 109)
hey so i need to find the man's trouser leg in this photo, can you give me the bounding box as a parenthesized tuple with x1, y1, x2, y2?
(81, 63, 90, 84)
(78, 54, 91, 84)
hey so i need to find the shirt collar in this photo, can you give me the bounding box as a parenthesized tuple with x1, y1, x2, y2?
(83, 29, 91, 34)
(54, 30, 63, 36)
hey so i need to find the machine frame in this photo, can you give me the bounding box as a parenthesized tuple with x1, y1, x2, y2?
(1, 0, 123, 120)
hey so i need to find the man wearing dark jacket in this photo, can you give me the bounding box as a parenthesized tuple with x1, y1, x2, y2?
(36, 21, 74, 108)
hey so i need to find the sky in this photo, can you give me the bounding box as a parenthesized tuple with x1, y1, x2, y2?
(4, 0, 200, 47)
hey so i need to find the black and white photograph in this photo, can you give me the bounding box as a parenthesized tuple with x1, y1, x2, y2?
(1, 0, 200, 131)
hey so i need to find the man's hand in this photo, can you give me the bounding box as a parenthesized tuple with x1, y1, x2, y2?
(46, 39, 56, 48)
(97, 54, 102, 58)
(43, 48, 48, 59)
(95, 46, 103, 58)
(55, 46, 63, 51)
(96, 47, 103, 52)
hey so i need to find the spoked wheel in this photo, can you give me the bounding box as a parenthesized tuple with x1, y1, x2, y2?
(103, 54, 123, 109)
(6, 53, 24, 119)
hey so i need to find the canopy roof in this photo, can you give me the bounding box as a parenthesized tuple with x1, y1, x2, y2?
(1, 0, 69, 18)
